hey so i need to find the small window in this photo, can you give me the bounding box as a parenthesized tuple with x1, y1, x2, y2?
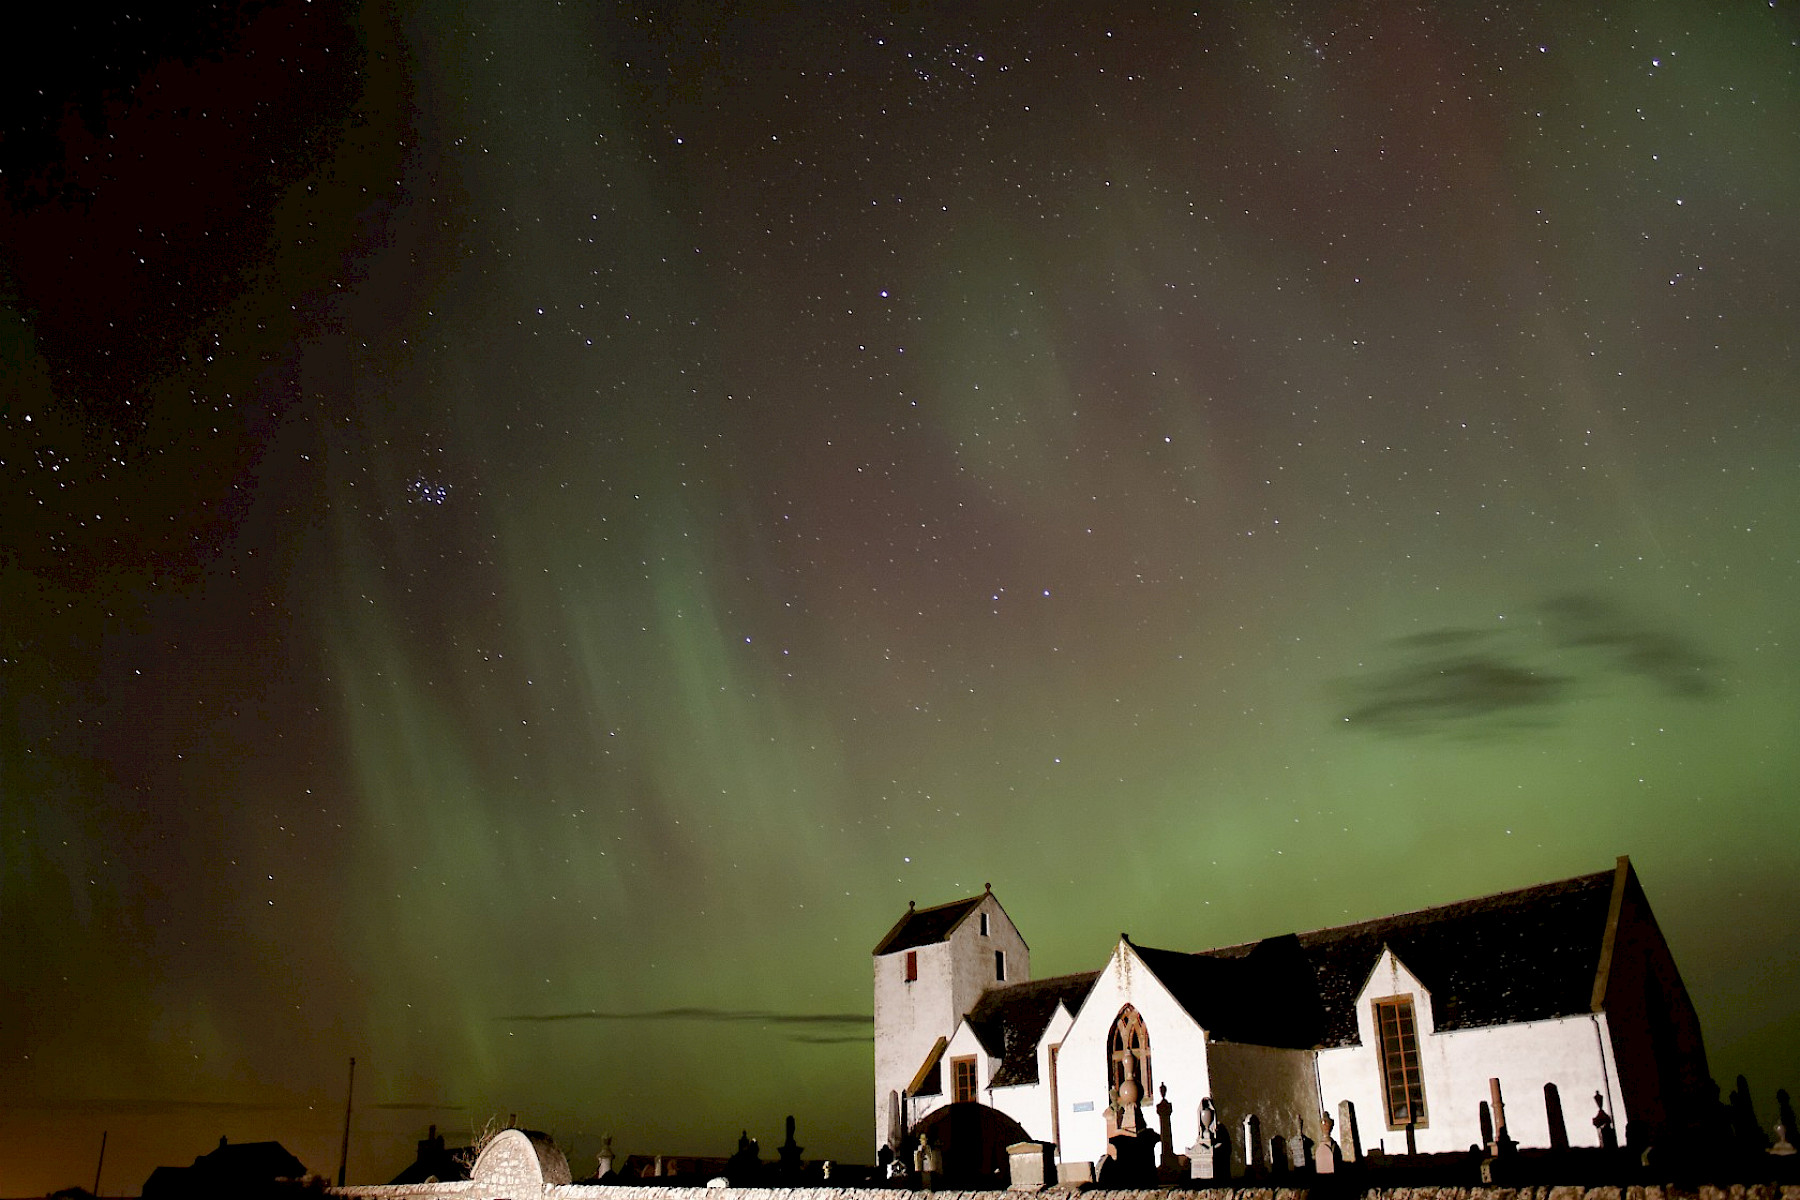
(905, 950, 918, 982)
(995, 950, 1006, 981)
(1374, 996, 1427, 1128)
(952, 1056, 979, 1104)
(979, 912, 990, 936)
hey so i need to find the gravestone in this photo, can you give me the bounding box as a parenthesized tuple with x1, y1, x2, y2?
(1155, 1085, 1177, 1176)
(726, 1130, 760, 1183)
(1489, 1078, 1516, 1155)
(1188, 1097, 1230, 1181)
(471, 1128, 572, 1200)
(1731, 1075, 1769, 1150)
(914, 1134, 939, 1192)
(1592, 1093, 1618, 1151)
(1241, 1113, 1263, 1175)
(1006, 1141, 1055, 1191)
(1545, 1083, 1570, 1152)
(777, 1115, 804, 1178)
(1314, 1113, 1340, 1175)
(1337, 1100, 1362, 1163)
(1100, 1078, 1158, 1187)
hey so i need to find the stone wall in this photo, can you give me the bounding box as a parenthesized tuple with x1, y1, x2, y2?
(334, 1182, 1800, 1200)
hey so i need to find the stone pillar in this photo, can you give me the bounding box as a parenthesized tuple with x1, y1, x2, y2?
(1337, 1101, 1361, 1163)
(1545, 1083, 1570, 1152)
(1242, 1113, 1263, 1175)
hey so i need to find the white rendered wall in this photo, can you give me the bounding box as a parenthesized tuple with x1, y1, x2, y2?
(1053, 941, 1213, 1169)
(872, 938, 953, 1151)
(871, 894, 1029, 1152)
(1313, 948, 1622, 1155)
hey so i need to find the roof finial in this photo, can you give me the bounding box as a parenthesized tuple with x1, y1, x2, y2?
(908, 899, 916, 911)
(984, 881, 992, 893)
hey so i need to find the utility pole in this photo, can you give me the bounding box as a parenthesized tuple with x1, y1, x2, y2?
(92, 1130, 107, 1198)
(337, 1056, 356, 1187)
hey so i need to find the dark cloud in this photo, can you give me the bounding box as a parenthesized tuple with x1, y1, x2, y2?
(500, 1007, 871, 1027)
(1337, 654, 1570, 736)
(1539, 593, 1721, 698)
(1336, 591, 1722, 737)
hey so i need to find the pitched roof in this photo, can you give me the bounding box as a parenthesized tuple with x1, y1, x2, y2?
(873, 895, 985, 955)
(1132, 864, 1621, 1049)
(1132, 935, 1327, 1049)
(963, 972, 1100, 1086)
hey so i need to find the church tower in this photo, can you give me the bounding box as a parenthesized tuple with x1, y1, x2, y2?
(870, 885, 1028, 1153)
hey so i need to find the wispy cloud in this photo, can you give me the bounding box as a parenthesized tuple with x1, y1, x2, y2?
(1337, 654, 1569, 735)
(501, 1007, 871, 1027)
(499, 1007, 872, 1043)
(0, 1097, 464, 1116)
(1333, 590, 1721, 737)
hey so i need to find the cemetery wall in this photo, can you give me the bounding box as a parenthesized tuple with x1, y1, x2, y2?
(334, 1182, 1800, 1200)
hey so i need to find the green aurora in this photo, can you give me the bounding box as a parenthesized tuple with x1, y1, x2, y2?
(2, 0, 1797, 1193)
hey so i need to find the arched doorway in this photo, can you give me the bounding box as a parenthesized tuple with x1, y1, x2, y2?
(910, 1102, 1031, 1188)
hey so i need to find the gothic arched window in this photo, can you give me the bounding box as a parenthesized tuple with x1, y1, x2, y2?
(1107, 1005, 1152, 1105)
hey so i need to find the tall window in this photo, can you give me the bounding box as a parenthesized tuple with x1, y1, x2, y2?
(994, 950, 1006, 981)
(979, 912, 990, 936)
(1374, 996, 1427, 1127)
(952, 1056, 979, 1104)
(904, 950, 918, 982)
(1108, 1005, 1153, 1104)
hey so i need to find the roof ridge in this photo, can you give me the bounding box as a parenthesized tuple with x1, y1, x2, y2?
(909, 893, 985, 916)
(1286, 867, 1614, 942)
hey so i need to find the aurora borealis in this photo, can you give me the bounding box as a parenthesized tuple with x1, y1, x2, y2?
(3, 0, 1798, 1193)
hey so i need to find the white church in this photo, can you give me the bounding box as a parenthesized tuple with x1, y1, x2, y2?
(871, 857, 1711, 1181)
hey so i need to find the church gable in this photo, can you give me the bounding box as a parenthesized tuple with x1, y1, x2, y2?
(1055, 937, 1218, 1164)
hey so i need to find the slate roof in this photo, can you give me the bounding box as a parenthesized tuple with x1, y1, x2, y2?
(1134, 865, 1621, 1049)
(964, 971, 1101, 1086)
(1132, 935, 1328, 1049)
(873, 895, 985, 955)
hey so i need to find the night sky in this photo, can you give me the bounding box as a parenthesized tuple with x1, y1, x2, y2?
(3, 0, 1798, 1193)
